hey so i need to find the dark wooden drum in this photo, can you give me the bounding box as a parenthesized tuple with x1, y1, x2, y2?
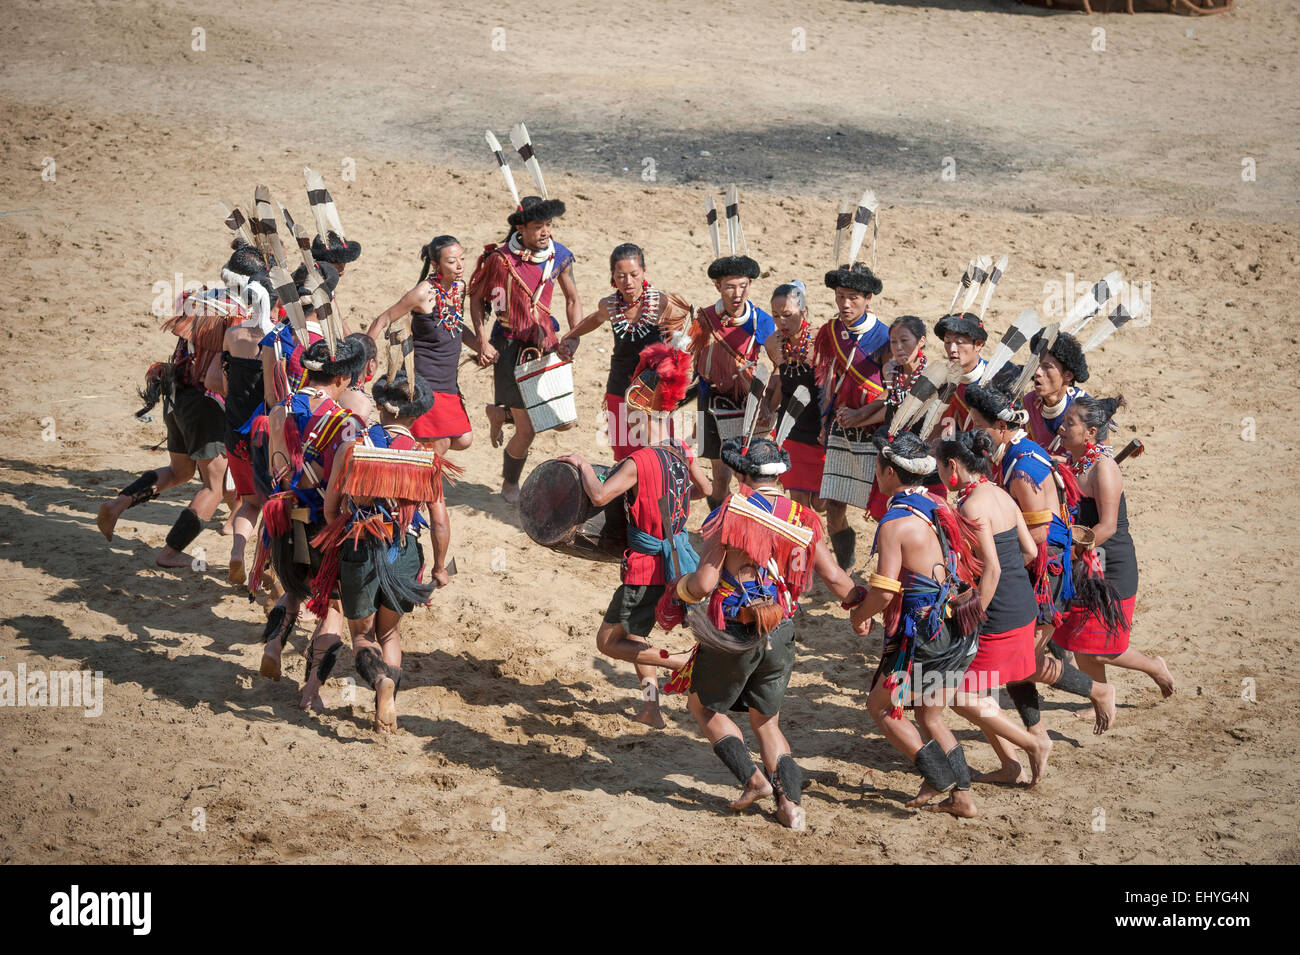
(519, 459, 627, 562)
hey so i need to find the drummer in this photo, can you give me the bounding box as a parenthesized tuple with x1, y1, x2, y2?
(558, 344, 710, 728)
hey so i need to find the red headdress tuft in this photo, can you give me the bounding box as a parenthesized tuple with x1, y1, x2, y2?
(626, 343, 691, 413)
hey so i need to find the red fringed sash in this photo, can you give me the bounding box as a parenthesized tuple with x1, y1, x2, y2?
(704, 491, 824, 603)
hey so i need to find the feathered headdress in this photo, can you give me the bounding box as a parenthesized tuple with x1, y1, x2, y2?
(625, 343, 691, 414)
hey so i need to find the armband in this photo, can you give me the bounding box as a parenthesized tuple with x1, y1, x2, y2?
(1022, 509, 1053, 527)
(867, 573, 902, 594)
(676, 576, 706, 605)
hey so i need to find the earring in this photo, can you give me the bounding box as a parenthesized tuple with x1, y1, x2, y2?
(948, 472, 960, 488)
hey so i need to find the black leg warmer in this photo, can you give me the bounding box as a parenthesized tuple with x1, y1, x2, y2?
(1047, 639, 1068, 660)
(354, 646, 387, 690)
(502, 450, 527, 485)
(315, 640, 344, 682)
(1006, 681, 1042, 728)
(713, 735, 757, 786)
(913, 739, 957, 794)
(385, 662, 404, 695)
(1054, 662, 1094, 698)
(830, 528, 856, 570)
(260, 604, 295, 645)
(771, 754, 804, 806)
(946, 745, 972, 791)
(164, 507, 203, 553)
(118, 470, 160, 508)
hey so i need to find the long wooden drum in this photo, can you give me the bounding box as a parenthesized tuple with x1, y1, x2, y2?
(518, 459, 627, 562)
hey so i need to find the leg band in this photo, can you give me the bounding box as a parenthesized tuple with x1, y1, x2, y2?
(713, 735, 757, 786)
(260, 605, 294, 645)
(354, 647, 387, 690)
(913, 738, 957, 794)
(1047, 639, 1068, 660)
(946, 744, 972, 791)
(502, 450, 527, 485)
(119, 470, 160, 508)
(316, 640, 344, 682)
(1054, 662, 1094, 698)
(830, 528, 856, 570)
(385, 662, 404, 695)
(164, 507, 203, 553)
(771, 754, 804, 806)
(1006, 681, 1042, 728)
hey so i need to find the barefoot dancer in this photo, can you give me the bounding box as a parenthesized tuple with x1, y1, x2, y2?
(216, 249, 275, 586)
(252, 339, 367, 709)
(467, 195, 581, 504)
(1055, 395, 1175, 699)
(98, 269, 237, 569)
(557, 345, 710, 728)
(316, 371, 454, 732)
(963, 383, 1118, 736)
(764, 281, 824, 508)
(557, 243, 691, 461)
(368, 234, 475, 586)
(936, 430, 1053, 785)
(814, 263, 890, 569)
(660, 437, 865, 830)
(848, 433, 984, 818)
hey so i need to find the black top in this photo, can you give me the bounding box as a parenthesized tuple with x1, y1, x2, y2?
(606, 300, 663, 396)
(1078, 493, 1138, 600)
(981, 527, 1039, 633)
(221, 352, 264, 445)
(410, 309, 462, 395)
(778, 360, 822, 445)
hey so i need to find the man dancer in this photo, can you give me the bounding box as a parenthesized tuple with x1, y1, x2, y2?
(660, 437, 865, 830)
(1024, 330, 1089, 452)
(559, 344, 710, 728)
(688, 252, 775, 510)
(98, 271, 239, 568)
(253, 338, 367, 710)
(468, 195, 581, 503)
(930, 311, 988, 436)
(849, 432, 985, 817)
(813, 263, 890, 569)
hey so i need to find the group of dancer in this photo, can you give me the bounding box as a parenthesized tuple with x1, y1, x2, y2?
(94, 135, 1175, 829)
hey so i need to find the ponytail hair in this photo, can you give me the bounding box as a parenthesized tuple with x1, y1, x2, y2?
(418, 235, 461, 283)
(1072, 394, 1126, 440)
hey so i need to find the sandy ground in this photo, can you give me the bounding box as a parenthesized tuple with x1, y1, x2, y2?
(1, 0, 1298, 863)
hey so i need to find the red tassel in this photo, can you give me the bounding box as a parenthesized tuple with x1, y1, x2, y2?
(262, 492, 293, 538)
(1057, 465, 1083, 509)
(655, 585, 687, 632)
(929, 496, 983, 584)
(248, 533, 269, 596)
(283, 415, 304, 475)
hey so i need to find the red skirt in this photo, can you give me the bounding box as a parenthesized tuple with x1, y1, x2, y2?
(227, 450, 256, 497)
(781, 438, 825, 494)
(1053, 594, 1135, 655)
(961, 620, 1036, 691)
(411, 391, 472, 441)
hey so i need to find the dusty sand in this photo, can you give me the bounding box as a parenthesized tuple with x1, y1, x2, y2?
(1, 0, 1298, 863)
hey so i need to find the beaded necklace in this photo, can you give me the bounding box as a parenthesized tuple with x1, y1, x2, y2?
(426, 275, 464, 333)
(956, 475, 988, 508)
(780, 320, 813, 367)
(886, 352, 927, 408)
(610, 281, 660, 340)
(1070, 441, 1111, 478)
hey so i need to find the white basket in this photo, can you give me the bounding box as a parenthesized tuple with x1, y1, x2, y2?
(515, 348, 577, 433)
(709, 396, 745, 444)
(819, 426, 876, 509)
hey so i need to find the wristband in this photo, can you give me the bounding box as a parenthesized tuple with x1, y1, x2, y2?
(840, 585, 869, 610)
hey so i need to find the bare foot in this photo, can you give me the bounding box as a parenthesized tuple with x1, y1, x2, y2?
(1026, 734, 1053, 786)
(299, 689, 325, 711)
(926, 791, 978, 818)
(96, 499, 124, 542)
(775, 797, 806, 831)
(486, 405, 507, 448)
(259, 651, 281, 682)
(374, 677, 397, 733)
(156, 546, 195, 568)
(632, 703, 666, 729)
(906, 781, 945, 808)
(1091, 681, 1117, 734)
(501, 482, 521, 505)
(227, 560, 246, 586)
(729, 771, 774, 810)
(220, 516, 235, 537)
(972, 762, 1023, 785)
(1151, 656, 1176, 698)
